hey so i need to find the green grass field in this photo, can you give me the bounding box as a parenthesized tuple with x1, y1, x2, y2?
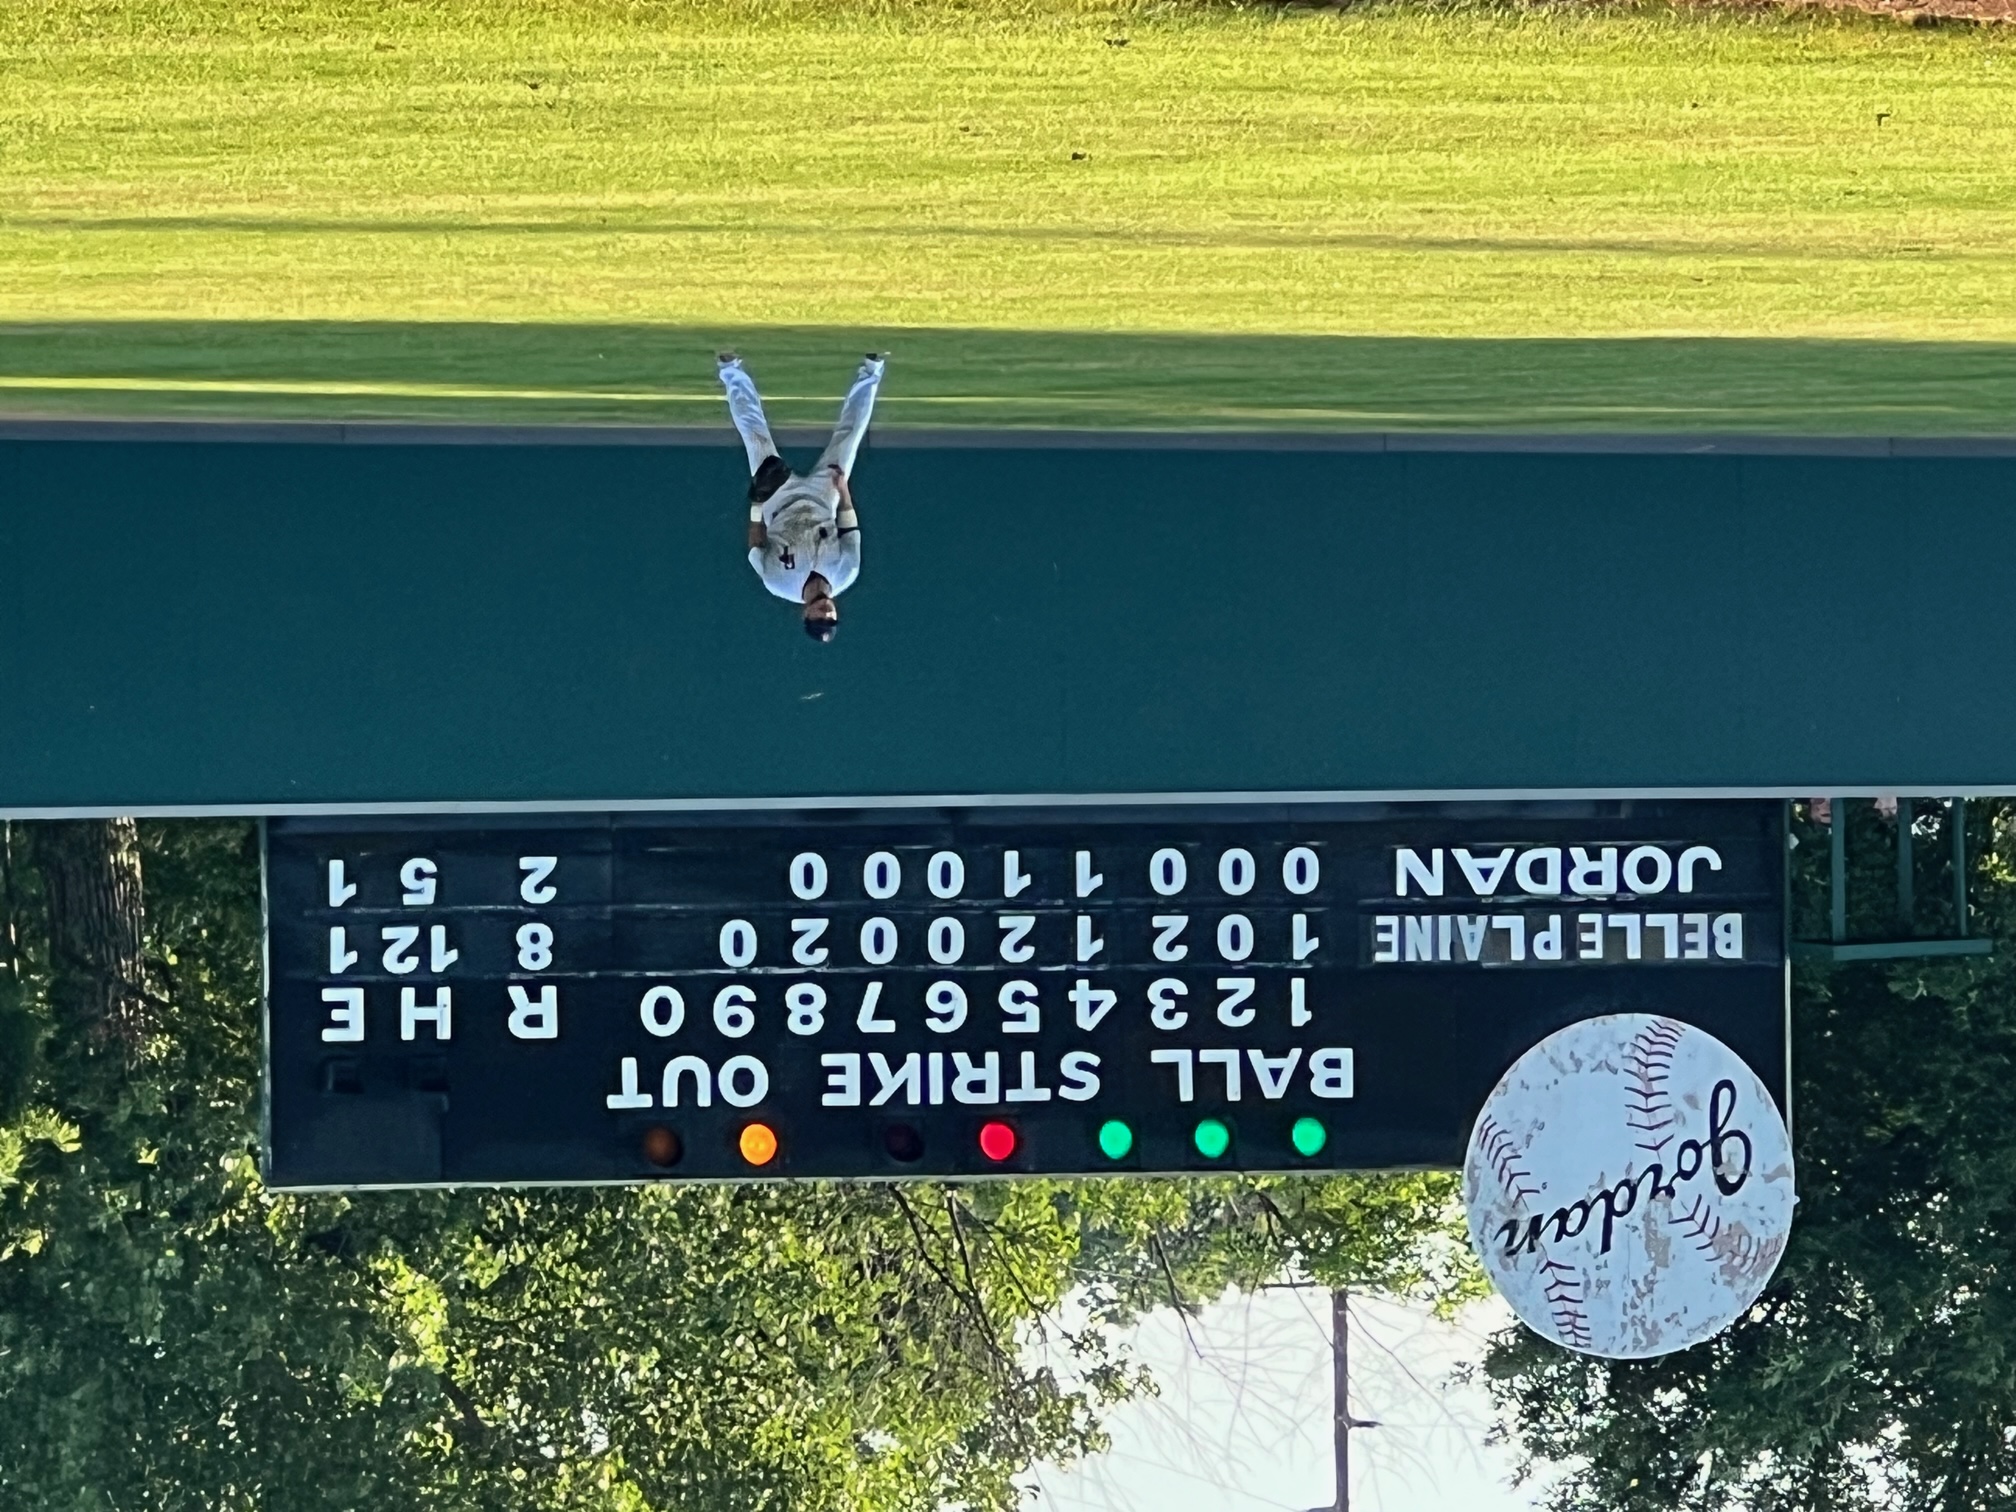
(4, 0, 2016, 431)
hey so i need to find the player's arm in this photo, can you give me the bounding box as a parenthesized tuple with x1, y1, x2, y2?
(831, 465, 859, 533)
(748, 503, 767, 550)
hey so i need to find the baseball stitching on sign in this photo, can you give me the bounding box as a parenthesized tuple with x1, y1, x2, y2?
(1625, 1018, 1683, 1158)
(1463, 1012, 1796, 1360)
(1539, 1257, 1593, 1351)
(1478, 1114, 1541, 1204)
(1673, 1193, 1787, 1284)
(1478, 1113, 1591, 1348)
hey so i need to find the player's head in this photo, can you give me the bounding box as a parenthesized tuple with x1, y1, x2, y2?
(803, 594, 838, 642)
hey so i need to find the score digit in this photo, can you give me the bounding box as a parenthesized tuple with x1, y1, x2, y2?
(719, 919, 758, 968)
(790, 852, 829, 901)
(785, 983, 827, 1036)
(516, 922, 554, 971)
(924, 981, 968, 1033)
(640, 986, 687, 1037)
(714, 985, 757, 1039)
(518, 856, 558, 904)
(1283, 846, 1320, 895)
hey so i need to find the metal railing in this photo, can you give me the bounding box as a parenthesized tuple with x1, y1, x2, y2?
(1791, 797, 1993, 963)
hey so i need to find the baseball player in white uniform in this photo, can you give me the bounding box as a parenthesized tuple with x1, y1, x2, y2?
(718, 352, 885, 642)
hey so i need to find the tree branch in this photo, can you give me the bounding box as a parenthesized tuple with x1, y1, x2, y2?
(888, 1187, 1012, 1375)
(1151, 1230, 1204, 1359)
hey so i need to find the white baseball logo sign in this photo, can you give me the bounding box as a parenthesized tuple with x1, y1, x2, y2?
(1463, 1013, 1795, 1358)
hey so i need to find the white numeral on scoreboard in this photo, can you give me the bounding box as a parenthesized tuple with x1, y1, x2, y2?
(517, 922, 554, 971)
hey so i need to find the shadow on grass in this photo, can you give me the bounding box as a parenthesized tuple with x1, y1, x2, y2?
(1, 322, 2012, 433)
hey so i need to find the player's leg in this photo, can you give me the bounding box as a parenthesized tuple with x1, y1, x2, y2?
(717, 352, 780, 475)
(815, 354, 886, 479)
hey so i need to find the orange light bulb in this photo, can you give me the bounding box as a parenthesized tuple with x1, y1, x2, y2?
(738, 1122, 779, 1166)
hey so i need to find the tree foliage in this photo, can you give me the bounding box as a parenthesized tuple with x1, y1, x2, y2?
(0, 820, 1474, 1509)
(1484, 799, 2016, 1512)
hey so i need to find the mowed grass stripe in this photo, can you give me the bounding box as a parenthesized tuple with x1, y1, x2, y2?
(2, 0, 2014, 427)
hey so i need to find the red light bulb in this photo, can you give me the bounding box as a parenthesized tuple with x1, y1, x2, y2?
(977, 1120, 1017, 1162)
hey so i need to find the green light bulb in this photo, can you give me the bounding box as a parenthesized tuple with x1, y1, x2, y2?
(1097, 1120, 1134, 1160)
(1193, 1118, 1231, 1159)
(1290, 1117, 1328, 1158)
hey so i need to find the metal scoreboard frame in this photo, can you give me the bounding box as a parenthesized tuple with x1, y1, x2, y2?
(260, 796, 1791, 1192)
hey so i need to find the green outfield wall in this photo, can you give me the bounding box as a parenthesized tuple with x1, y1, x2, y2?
(3, 428, 2013, 813)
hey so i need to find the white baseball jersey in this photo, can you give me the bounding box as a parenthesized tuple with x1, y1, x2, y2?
(747, 476, 861, 601)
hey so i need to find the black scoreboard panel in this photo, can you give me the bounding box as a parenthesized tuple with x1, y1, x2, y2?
(262, 801, 1787, 1189)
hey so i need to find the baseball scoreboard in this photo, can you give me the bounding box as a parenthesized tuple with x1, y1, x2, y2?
(262, 800, 1788, 1189)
